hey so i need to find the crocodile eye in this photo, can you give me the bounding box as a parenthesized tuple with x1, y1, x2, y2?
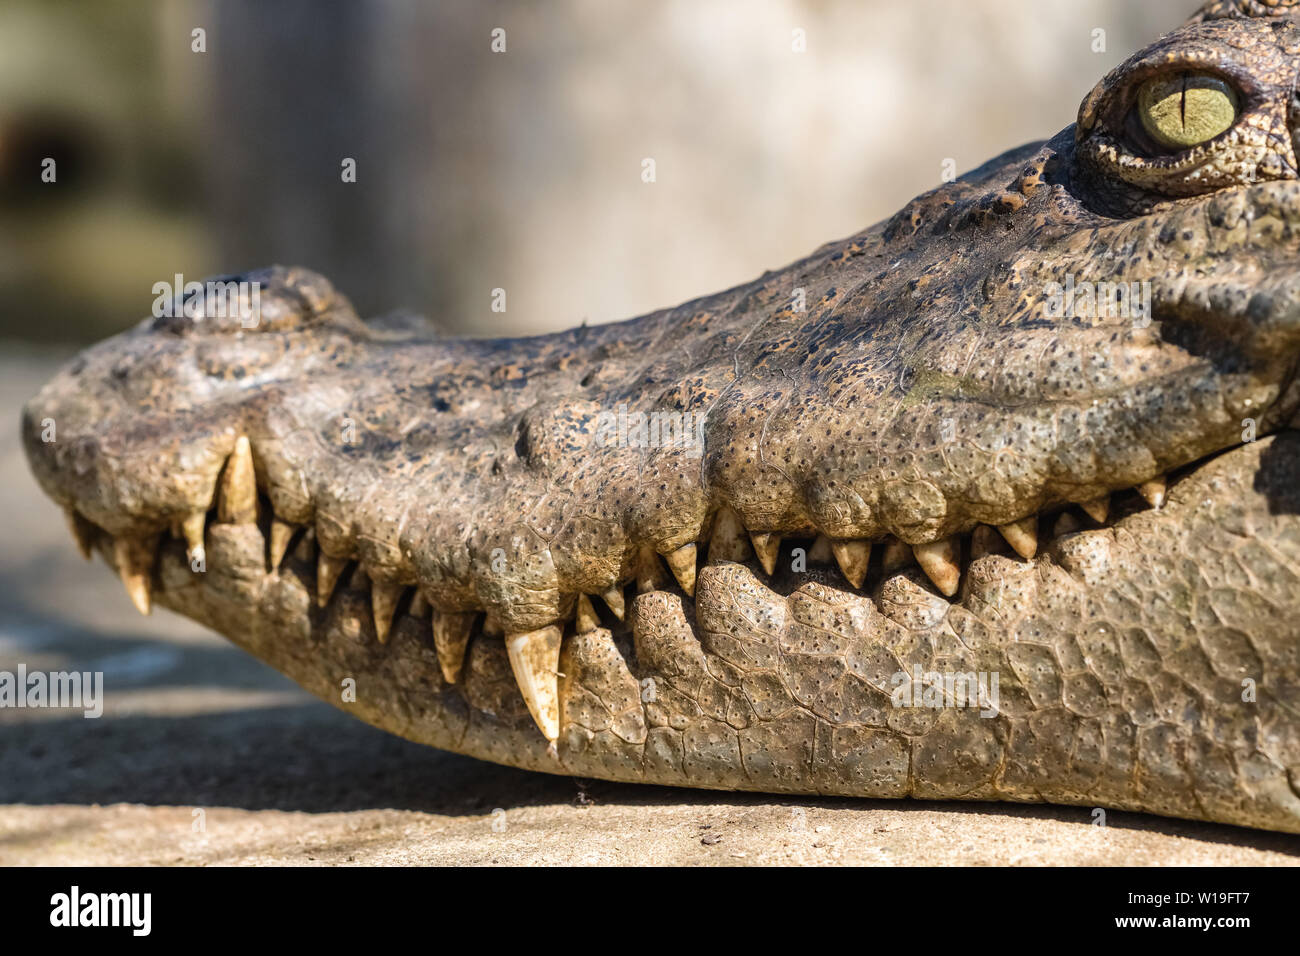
(1137, 73, 1238, 151)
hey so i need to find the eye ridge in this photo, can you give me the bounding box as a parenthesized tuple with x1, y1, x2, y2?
(1134, 71, 1239, 153)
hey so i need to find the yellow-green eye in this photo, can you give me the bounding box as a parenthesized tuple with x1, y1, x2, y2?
(1137, 73, 1238, 150)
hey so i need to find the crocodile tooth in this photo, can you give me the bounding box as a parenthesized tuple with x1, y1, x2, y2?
(216, 435, 258, 524)
(997, 516, 1038, 560)
(1079, 495, 1109, 524)
(913, 537, 960, 597)
(807, 535, 834, 563)
(63, 508, 95, 560)
(637, 544, 668, 593)
(881, 537, 914, 572)
(749, 532, 781, 575)
(180, 511, 206, 565)
(707, 505, 752, 564)
(316, 552, 348, 607)
(599, 585, 626, 621)
(409, 591, 431, 618)
(483, 612, 504, 637)
(113, 536, 156, 616)
(830, 539, 871, 588)
(575, 594, 600, 633)
(268, 518, 295, 570)
(662, 543, 698, 596)
(969, 525, 1004, 559)
(505, 624, 563, 741)
(1137, 475, 1167, 509)
(432, 609, 474, 683)
(292, 528, 317, 563)
(371, 580, 403, 644)
(1054, 512, 1082, 537)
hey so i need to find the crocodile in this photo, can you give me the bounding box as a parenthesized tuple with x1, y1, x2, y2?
(20, 0, 1300, 834)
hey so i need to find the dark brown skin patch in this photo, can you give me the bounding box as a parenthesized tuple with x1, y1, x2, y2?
(19, 0, 1300, 832)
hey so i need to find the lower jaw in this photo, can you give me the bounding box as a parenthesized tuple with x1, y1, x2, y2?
(90, 434, 1300, 834)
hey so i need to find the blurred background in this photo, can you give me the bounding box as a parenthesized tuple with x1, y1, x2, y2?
(1, 0, 1189, 345)
(16, 0, 1282, 865)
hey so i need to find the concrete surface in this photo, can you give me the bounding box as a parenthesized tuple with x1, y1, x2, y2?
(3, 348, 1299, 866)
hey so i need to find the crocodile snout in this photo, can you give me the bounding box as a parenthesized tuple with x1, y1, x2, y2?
(16, 0, 1300, 834)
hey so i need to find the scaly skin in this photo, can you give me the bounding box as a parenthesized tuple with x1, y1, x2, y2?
(19, 0, 1300, 832)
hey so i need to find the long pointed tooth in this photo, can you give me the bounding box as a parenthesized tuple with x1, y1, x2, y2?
(808, 535, 834, 563)
(830, 539, 871, 589)
(575, 594, 600, 633)
(180, 511, 206, 564)
(268, 519, 294, 570)
(749, 532, 781, 575)
(432, 610, 474, 683)
(969, 525, 1004, 559)
(707, 506, 752, 564)
(409, 591, 431, 618)
(881, 537, 913, 572)
(636, 545, 667, 593)
(1137, 475, 1167, 509)
(1079, 495, 1109, 524)
(1053, 512, 1082, 537)
(997, 516, 1038, 560)
(64, 508, 95, 560)
(599, 586, 626, 621)
(316, 552, 347, 607)
(913, 536, 960, 597)
(662, 543, 697, 596)
(217, 435, 258, 524)
(113, 536, 156, 615)
(505, 625, 564, 741)
(371, 581, 403, 644)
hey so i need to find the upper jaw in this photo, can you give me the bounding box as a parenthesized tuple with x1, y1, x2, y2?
(19, 282, 1294, 751)
(24, 187, 1300, 602)
(22, 135, 1300, 744)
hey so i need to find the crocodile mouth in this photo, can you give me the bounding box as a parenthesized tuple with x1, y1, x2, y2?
(31, 421, 1300, 834)
(20, 251, 1300, 832)
(24, 254, 1296, 753)
(40, 424, 1257, 738)
(59, 441, 1194, 625)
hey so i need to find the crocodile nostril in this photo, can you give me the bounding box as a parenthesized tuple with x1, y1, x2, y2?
(149, 266, 353, 336)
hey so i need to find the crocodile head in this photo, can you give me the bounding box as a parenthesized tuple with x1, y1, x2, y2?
(21, 0, 1300, 832)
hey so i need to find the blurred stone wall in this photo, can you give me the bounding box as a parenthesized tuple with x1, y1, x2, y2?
(0, 0, 1192, 342)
